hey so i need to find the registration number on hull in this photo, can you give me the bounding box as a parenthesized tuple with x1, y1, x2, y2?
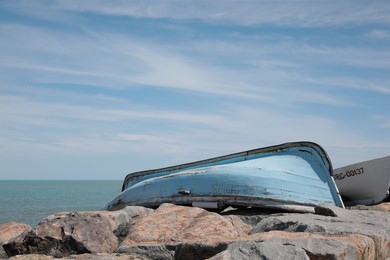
(334, 167, 364, 181)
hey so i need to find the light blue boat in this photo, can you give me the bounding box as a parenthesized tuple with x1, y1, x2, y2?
(103, 142, 344, 212)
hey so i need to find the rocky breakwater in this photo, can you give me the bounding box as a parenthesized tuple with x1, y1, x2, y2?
(1, 203, 389, 259)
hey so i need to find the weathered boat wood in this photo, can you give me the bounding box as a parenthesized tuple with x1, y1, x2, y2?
(103, 142, 344, 212)
(334, 156, 390, 206)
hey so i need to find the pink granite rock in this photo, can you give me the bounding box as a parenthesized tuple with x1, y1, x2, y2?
(373, 202, 390, 211)
(0, 222, 32, 245)
(240, 231, 377, 260)
(7, 253, 149, 259)
(3, 203, 390, 259)
(120, 203, 251, 245)
(35, 211, 119, 254)
(3, 206, 154, 258)
(209, 232, 376, 260)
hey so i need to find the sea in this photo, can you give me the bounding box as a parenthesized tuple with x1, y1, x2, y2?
(0, 180, 122, 227)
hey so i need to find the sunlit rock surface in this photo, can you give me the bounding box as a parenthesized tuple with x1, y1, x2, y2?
(1, 203, 389, 259)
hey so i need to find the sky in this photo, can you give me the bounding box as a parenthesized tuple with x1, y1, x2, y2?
(0, 0, 389, 180)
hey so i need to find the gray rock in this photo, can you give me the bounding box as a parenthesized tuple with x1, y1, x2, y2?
(62, 253, 151, 259)
(276, 235, 373, 260)
(2, 204, 390, 259)
(174, 242, 228, 260)
(116, 242, 228, 260)
(3, 229, 90, 257)
(248, 207, 390, 259)
(103, 206, 155, 244)
(37, 212, 117, 255)
(7, 254, 54, 260)
(210, 234, 376, 260)
(249, 218, 325, 233)
(250, 207, 390, 237)
(3, 206, 154, 258)
(0, 246, 8, 259)
(7, 253, 150, 259)
(221, 207, 283, 227)
(209, 240, 309, 260)
(116, 244, 175, 260)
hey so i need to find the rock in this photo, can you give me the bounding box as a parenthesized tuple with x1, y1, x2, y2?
(102, 206, 154, 243)
(209, 240, 310, 260)
(249, 217, 325, 233)
(0, 222, 32, 245)
(3, 206, 154, 258)
(222, 215, 252, 237)
(0, 222, 32, 259)
(117, 204, 250, 260)
(174, 242, 228, 260)
(220, 207, 282, 227)
(7, 253, 149, 259)
(117, 242, 229, 260)
(116, 243, 176, 260)
(246, 207, 390, 259)
(37, 211, 118, 254)
(8, 254, 54, 260)
(369, 202, 390, 212)
(348, 202, 390, 212)
(62, 253, 150, 259)
(119, 203, 250, 245)
(251, 232, 375, 260)
(0, 247, 7, 259)
(2, 203, 390, 259)
(210, 232, 376, 260)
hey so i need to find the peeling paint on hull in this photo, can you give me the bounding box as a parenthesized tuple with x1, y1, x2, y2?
(103, 142, 344, 212)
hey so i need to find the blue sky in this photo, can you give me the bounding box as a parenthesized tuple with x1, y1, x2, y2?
(0, 1, 389, 180)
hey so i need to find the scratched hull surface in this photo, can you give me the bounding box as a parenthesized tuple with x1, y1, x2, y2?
(334, 156, 390, 206)
(103, 142, 344, 211)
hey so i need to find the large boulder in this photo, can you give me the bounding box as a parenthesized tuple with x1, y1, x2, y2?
(119, 203, 251, 245)
(7, 253, 149, 259)
(209, 240, 310, 260)
(2, 203, 390, 259)
(0, 222, 32, 245)
(223, 204, 390, 259)
(3, 206, 153, 258)
(248, 209, 389, 256)
(0, 222, 32, 259)
(117, 203, 251, 259)
(209, 232, 376, 260)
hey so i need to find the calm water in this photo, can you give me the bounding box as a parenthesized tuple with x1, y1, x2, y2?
(0, 180, 122, 226)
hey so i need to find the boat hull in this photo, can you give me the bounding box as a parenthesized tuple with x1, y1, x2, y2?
(103, 142, 344, 211)
(334, 156, 390, 206)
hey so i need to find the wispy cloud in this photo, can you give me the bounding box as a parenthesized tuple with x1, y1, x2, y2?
(50, 0, 390, 27)
(368, 29, 390, 39)
(3, 21, 386, 109)
(1, 1, 389, 179)
(372, 115, 390, 129)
